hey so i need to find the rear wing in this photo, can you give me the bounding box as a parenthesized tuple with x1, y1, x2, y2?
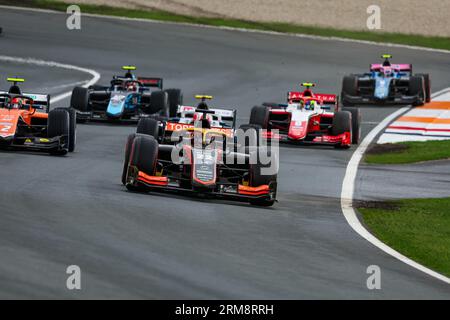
(138, 77, 163, 89)
(177, 106, 237, 128)
(370, 63, 412, 72)
(287, 91, 337, 104)
(0, 91, 50, 112)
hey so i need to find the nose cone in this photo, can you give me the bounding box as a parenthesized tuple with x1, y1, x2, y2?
(106, 94, 127, 118)
(374, 77, 391, 100)
(288, 121, 308, 140)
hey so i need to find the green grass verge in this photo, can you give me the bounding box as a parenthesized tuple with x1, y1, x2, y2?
(359, 198, 450, 277)
(2, 0, 450, 51)
(365, 140, 450, 164)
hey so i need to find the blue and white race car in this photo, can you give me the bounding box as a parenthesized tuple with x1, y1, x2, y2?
(70, 66, 183, 122)
(341, 54, 430, 106)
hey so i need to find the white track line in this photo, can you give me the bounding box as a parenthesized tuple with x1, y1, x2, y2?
(0, 55, 100, 104)
(341, 87, 450, 285)
(1, 5, 449, 55)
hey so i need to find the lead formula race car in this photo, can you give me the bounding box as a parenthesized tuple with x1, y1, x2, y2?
(122, 95, 278, 206)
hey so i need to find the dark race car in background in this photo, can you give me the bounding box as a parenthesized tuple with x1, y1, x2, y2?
(248, 83, 361, 149)
(0, 78, 76, 155)
(341, 54, 431, 106)
(70, 66, 183, 122)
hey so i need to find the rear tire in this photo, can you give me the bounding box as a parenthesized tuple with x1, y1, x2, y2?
(136, 118, 159, 138)
(165, 88, 183, 117)
(70, 87, 90, 112)
(249, 105, 269, 129)
(341, 75, 358, 106)
(148, 91, 169, 116)
(342, 107, 361, 144)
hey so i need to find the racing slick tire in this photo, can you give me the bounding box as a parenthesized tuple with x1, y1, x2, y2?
(416, 73, 431, 103)
(331, 111, 352, 149)
(409, 76, 426, 106)
(148, 91, 169, 117)
(341, 76, 358, 106)
(70, 87, 90, 112)
(165, 88, 183, 118)
(249, 149, 278, 207)
(54, 107, 77, 152)
(126, 135, 159, 192)
(122, 133, 140, 185)
(47, 108, 70, 155)
(342, 107, 361, 144)
(249, 105, 269, 129)
(137, 118, 159, 139)
(70, 86, 90, 123)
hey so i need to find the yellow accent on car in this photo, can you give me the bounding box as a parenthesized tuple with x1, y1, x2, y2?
(301, 82, 315, 87)
(7, 77, 25, 83)
(195, 95, 213, 100)
(39, 138, 50, 143)
(122, 66, 136, 70)
(382, 54, 392, 59)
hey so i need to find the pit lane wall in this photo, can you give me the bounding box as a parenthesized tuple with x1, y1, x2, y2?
(378, 90, 450, 144)
(59, 0, 450, 37)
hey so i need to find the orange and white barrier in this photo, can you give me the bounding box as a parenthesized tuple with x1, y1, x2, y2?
(378, 90, 450, 143)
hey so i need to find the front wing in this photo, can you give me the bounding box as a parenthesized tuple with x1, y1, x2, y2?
(263, 131, 351, 147)
(126, 168, 277, 203)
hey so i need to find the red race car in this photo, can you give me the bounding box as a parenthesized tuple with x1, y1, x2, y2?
(247, 83, 361, 148)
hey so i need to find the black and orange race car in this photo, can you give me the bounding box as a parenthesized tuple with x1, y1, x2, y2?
(122, 98, 278, 206)
(0, 78, 76, 155)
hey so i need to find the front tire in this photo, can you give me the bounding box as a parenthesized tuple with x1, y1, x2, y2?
(122, 133, 139, 185)
(248, 150, 278, 207)
(54, 107, 77, 152)
(342, 107, 361, 144)
(332, 111, 352, 149)
(148, 91, 169, 116)
(409, 76, 425, 106)
(126, 135, 159, 191)
(416, 73, 431, 103)
(48, 108, 70, 155)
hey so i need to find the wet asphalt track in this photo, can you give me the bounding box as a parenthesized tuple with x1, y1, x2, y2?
(0, 7, 449, 299)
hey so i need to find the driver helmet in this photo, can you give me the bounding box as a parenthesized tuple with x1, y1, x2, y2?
(381, 67, 393, 77)
(10, 97, 24, 109)
(304, 100, 316, 110)
(126, 82, 137, 92)
(193, 113, 212, 129)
